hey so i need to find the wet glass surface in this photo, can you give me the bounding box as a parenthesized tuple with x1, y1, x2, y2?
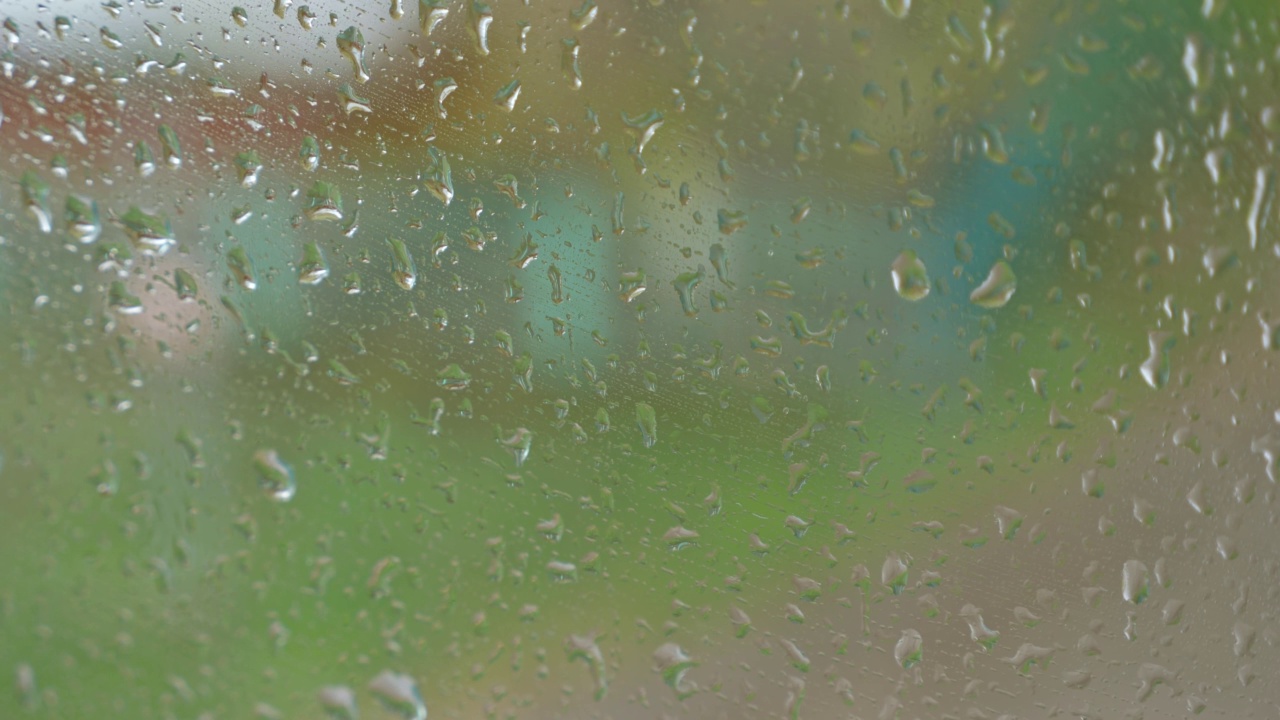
(2, 1, 1279, 718)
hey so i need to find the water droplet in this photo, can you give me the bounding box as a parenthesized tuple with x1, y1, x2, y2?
(1122, 559, 1150, 604)
(386, 237, 417, 290)
(1140, 330, 1175, 390)
(317, 685, 357, 720)
(566, 634, 608, 700)
(305, 182, 343, 221)
(881, 552, 908, 594)
(420, 147, 453, 205)
(108, 281, 143, 314)
(367, 670, 426, 720)
(234, 151, 262, 188)
(890, 250, 929, 300)
(494, 78, 521, 112)
(1135, 663, 1176, 702)
(437, 364, 471, 390)
(174, 268, 198, 301)
(336, 26, 370, 83)
(469, 1, 493, 55)
(635, 402, 658, 448)
(226, 246, 257, 290)
(300, 136, 321, 171)
(881, 0, 911, 19)
(292, 242, 328, 285)
(546, 559, 578, 580)
(419, 0, 448, 35)
(969, 260, 1017, 308)
(19, 170, 51, 233)
(894, 629, 923, 668)
(158, 124, 182, 167)
(253, 449, 296, 502)
(960, 605, 999, 649)
(717, 209, 747, 235)
(570, 0, 598, 30)
(653, 643, 696, 699)
(561, 38, 582, 88)
(994, 505, 1023, 540)
(118, 206, 175, 256)
(622, 109, 663, 155)
(500, 427, 532, 466)
(673, 267, 704, 316)
(337, 84, 372, 115)
(663, 525, 699, 549)
(1005, 643, 1053, 674)
(100, 26, 124, 50)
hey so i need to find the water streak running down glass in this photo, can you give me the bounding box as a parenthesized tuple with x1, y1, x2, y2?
(1, 1, 1279, 718)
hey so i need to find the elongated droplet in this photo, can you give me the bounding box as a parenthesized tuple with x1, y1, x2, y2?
(469, 1, 493, 55)
(65, 195, 101, 244)
(253, 449, 296, 502)
(336, 26, 371, 83)
(387, 237, 417, 290)
(419, 0, 448, 35)
(226, 246, 257, 290)
(20, 170, 52, 233)
(636, 402, 658, 448)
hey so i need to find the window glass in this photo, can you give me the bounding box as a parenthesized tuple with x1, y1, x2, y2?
(2, 1, 1278, 717)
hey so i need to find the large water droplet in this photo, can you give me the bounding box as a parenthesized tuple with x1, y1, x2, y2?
(653, 643, 696, 699)
(336, 26, 370, 83)
(969, 260, 1017, 308)
(894, 629, 923, 668)
(890, 249, 930, 300)
(367, 671, 426, 720)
